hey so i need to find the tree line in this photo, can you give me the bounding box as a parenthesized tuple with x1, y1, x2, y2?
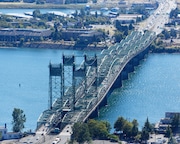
(70, 115, 180, 144)
(70, 117, 152, 143)
(2, 108, 180, 144)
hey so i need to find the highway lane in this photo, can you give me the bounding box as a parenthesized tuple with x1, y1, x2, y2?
(138, 0, 177, 34)
(18, 0, 177, 143)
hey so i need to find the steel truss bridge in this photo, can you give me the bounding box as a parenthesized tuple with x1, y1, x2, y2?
(37, 30, 156, 130)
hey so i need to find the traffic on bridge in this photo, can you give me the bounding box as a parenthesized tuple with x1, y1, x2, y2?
(36, 30, 156, 132)
(27, 0, 176, 143)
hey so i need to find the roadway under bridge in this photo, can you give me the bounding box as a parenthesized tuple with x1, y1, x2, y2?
(37, 30, 156, 131)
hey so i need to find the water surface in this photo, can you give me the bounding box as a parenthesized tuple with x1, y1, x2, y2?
(1, 48, 180, 133)
(0, 47, 98, 131)
(98, 53, 180, 131)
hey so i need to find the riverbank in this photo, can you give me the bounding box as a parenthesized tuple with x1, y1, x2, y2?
(152, 46, 180, 53)
(24, 41, 107, 50)
(0, 41, 107, 50)
(1, 39, 180, 52)
(151, 38, 180, 53)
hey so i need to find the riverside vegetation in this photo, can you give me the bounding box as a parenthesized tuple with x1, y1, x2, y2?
(150, 8, 180, 53)
(0, 6, 150, 48)
(70, 115, 180, 144)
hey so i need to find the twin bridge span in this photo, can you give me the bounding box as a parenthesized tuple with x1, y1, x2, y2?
(37, 30, 156, 130)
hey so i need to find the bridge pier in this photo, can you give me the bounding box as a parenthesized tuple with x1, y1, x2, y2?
(121, 70, 128, 80)
(113, 74, 122, 88)
(88, 95, 108, 120)
(99, 96, 108, 108)
(88, 106, 99, 119)
(126, 62, 134, 73)
(138, 47, 149, 60)
(132, 58, 139, 66)
(118, 45, 150, 84)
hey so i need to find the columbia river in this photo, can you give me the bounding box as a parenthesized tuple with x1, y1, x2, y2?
(0, 47, 99, 132)
(0, 47, 180, 132)
(98, 53, 180, 131)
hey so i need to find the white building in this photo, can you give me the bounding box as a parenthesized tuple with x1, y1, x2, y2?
(111, 14, 143, 24)
(0, 124, 22, 141)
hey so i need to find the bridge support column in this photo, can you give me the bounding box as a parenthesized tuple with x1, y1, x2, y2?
(132, 57, 139, 66)
(121, 70, 128, 80)
(126, 63, 134, 73)
(113, 74, 122, 88)
(138, 53, 144, 60)
(89, 106, 99, 118)
(139, 47, 149, 60)
(99, 96, 108, 108)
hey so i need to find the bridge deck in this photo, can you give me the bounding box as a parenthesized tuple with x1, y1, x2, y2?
(37, 30, 156, 128)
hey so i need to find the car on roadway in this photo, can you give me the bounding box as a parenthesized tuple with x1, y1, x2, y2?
(55, 137, 60, 142)
(52, 141, 58, 144)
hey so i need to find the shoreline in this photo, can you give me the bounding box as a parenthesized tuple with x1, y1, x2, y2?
(151, 47, 180, 53)
(0, 41, 180, 53)
(0, 41, 108, 50)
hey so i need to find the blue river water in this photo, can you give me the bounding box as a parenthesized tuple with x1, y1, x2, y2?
(0, 47, 180, 132)
(0, 8, 76, 14)
(0, 47, 98, 132)
(98, 53, 180, 131)
(0, 7, 179, 132)
(0, 8, 108, 17)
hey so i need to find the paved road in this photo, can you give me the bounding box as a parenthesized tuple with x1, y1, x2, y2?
(138, 0, 177, 34)
(1, 0, 177, 144)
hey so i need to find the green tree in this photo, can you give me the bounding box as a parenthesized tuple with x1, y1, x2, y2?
(123, 28, 129, 36)
(170, 8, 179, 18)
(129, 23, 134, 30)
(162, 29, 170, 40)
(114, 30, 123, 42)
(131, 119, 139, 137)
(108, 134, 119, 142)
(165, 125, 172, 138)
(87, 119, 97, 138)
(123, 121, 133, 137)
(33, 9, 41, 18)
(12, 108, 26, 132)
(144, 118, 153, 133)
(77, 123, 91, 143)
(71, 122, 81, 142)
(114, 116, 126, 132)
(140, 118, 153, 143)
(170, 29, 177, 38)
(136, 16, 142, 22)
(171, 114, 180, 132)
(87, 119, 109, 139)
(102, 121, 111, 133)
(141, 127, 149, 142)
(71, 122, 91, 143)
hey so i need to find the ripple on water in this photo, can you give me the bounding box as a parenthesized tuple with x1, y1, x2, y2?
(98, 53, 180, 131)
